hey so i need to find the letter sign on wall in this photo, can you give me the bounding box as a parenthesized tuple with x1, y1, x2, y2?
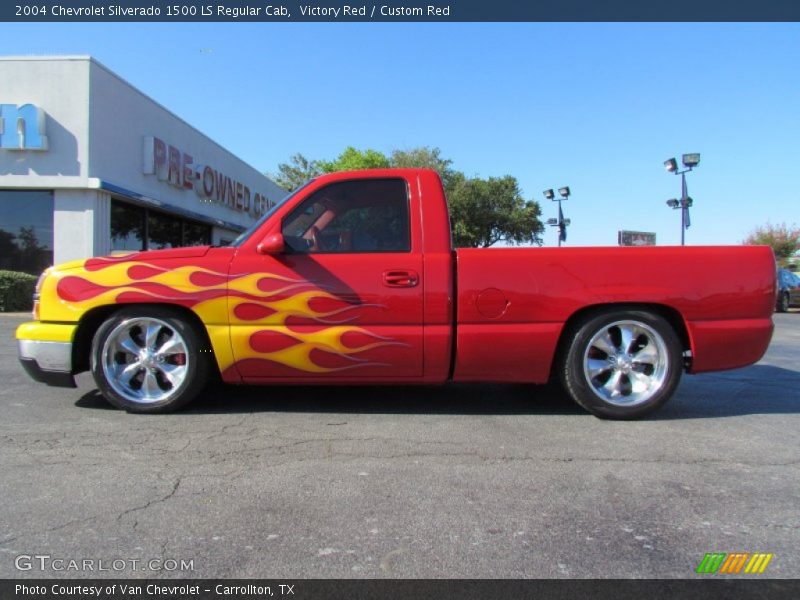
(0, 104, 49, 150)
(143, 135, 272, 217)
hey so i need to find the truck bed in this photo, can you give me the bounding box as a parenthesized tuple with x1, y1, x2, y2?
(452, 245, 775, 382)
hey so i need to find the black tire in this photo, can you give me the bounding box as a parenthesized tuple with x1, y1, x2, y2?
(90, 306, 211, 413)
(776, 293, 789, 313)
(559, 309, 683, 420)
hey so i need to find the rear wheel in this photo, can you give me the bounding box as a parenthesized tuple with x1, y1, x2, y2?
(777, 293, 789, 313)
(91, 307, 210, 413)
(560, 310, 683, 419)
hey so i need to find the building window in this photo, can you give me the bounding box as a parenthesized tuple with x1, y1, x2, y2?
(148, 211, 183, 250)
(111, 200, 212, 252)
(110, 201, 146, 251)
(185, 221, 213, 247)
(0, 190, 54, 274)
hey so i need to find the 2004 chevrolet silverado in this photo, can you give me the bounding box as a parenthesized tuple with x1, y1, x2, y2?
(16, 169, 776, 418)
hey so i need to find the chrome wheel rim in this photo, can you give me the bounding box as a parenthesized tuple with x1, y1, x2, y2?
(101, 317, 189, 404)
(582, 320, 669, 407)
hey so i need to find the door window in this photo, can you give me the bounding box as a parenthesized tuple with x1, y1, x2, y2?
(282, 179, 410, 254)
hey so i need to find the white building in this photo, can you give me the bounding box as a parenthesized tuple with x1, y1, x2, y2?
(0, 55, 285, 274)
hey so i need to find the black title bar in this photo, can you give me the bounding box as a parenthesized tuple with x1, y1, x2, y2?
(3, 579, 800, 600)
(3, 0, 800, 22)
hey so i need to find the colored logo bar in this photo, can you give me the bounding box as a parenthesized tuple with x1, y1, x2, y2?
(696, 552, 773, 574)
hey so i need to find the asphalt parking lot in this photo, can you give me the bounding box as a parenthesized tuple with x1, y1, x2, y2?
(0, 312, 798, 579)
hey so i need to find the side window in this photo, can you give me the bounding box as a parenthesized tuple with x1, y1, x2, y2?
(281, 179, 410, 254)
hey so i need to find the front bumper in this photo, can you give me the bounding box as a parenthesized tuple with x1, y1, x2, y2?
(16, 322, 77, 388)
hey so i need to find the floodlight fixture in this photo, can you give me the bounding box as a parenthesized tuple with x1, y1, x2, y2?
(664, 153, 701, 245)
(682, 153, 700, 168)
(545, 184, 571, 246)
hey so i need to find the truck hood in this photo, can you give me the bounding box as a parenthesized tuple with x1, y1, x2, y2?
(50, 246, 213, 273)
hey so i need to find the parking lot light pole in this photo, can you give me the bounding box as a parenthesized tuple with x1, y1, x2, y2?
(544, 187, 571, 247)
(664, 153, 700, 246)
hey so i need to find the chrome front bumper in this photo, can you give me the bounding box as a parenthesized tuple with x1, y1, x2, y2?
(17, 339, 76, 388)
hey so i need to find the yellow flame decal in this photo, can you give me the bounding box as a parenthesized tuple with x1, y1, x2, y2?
(46, 258, 401, 376)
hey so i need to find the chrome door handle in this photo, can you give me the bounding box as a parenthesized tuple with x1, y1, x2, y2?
(383, 270, 419, 287)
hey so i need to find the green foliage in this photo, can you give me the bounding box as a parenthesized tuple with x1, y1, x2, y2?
(0, 270, 37, 312)
(447, 174, 544, 248)
(270, 146, 544, 248)
(390, 147, 543, 247)
(273, 153, 323, 191)
(743, 222, 800, 265)
(317, 146, 390, 173)
(389, 146, 458, 189)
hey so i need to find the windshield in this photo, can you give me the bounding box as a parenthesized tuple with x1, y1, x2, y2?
(230, 180, 314, 247)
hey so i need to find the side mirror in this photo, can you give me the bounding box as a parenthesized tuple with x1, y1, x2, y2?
(256, 232, 285, 255)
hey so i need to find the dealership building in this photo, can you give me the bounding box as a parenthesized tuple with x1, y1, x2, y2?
(0, 55, 286, 275)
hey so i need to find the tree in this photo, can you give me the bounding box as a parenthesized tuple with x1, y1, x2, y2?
(447, 174, 543, 248)
(317, 146, 390, 173)
(389, 146, 458, 190)
(743, 222, 800, 266)
(273, 153, 323, 191)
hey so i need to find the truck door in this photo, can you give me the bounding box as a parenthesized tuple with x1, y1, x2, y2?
(228, 177, 424, 380)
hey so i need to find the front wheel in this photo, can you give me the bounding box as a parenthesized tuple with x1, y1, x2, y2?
(91, 307, 210, 413)
(559, 310, 683, 419)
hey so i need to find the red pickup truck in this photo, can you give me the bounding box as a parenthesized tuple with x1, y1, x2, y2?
(17, 168, 776, 418)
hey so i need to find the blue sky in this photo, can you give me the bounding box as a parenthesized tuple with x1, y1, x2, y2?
(2, 22, 798, 246)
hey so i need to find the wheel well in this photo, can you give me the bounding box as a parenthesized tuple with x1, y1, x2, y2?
(71, 303, 218, 377)
(549, 302, 692, 382)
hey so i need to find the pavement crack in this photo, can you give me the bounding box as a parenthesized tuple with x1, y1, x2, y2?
(0, 514, 103, 545)
(205, 416, 250, 441)
(45, 515, 100, 534)
(116, 476, 182, 525)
